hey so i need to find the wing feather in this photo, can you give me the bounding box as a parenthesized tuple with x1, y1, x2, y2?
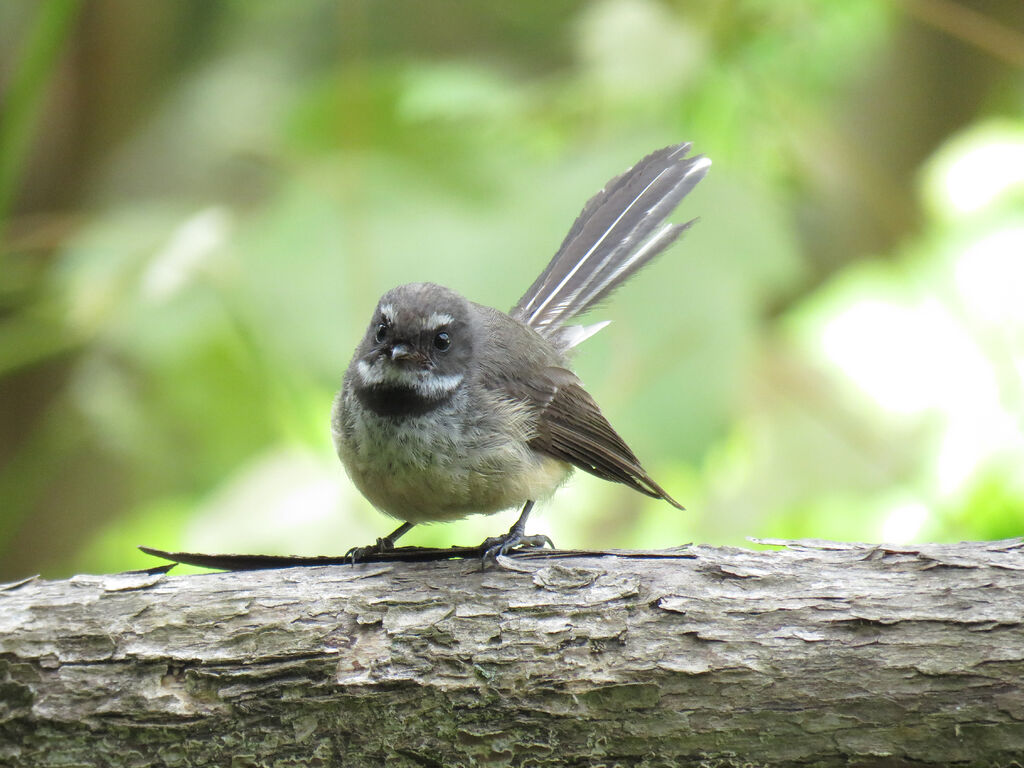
(504, 367, 684, 509)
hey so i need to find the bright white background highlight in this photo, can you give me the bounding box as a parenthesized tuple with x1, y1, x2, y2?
(880, 501, 930, 543)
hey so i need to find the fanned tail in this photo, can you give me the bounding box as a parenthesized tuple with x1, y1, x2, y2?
(512, 143, 710, 344)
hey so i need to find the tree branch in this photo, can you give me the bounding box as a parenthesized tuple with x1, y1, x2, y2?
(2, 539, 1024, 766)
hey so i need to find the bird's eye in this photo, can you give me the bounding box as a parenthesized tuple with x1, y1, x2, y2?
(374, 323, 387, 344)
(433, 331, 451, 351)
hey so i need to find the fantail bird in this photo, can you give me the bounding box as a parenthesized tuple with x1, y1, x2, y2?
(332, 143, 710, 562)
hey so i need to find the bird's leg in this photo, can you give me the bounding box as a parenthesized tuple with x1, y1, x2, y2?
(481, 501, 554, 563)
(346, 521, 415, 563)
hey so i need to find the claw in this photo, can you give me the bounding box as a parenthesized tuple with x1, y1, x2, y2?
(345, 522, 416, 564)
(345, 536, 393, 564)
(478, 500, 553, 569)
(481, 532, 554, 568)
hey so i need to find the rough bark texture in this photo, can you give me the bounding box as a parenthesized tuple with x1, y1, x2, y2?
(2, 539, 1024, 767)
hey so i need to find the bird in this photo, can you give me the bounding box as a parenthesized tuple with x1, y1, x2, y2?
(332, 142, 710, 563)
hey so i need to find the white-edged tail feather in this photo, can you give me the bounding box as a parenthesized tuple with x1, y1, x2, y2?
(553, 320, 611, 350)
(512, 144, 709, 344)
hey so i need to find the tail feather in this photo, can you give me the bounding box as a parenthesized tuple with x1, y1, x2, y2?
(512, 143, 709, 341)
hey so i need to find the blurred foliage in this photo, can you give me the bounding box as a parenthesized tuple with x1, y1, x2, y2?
(1, 0, 1023, 578)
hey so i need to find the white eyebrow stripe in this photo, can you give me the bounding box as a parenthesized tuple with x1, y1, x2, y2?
(422, 312, 454, 330)
(379, 303, 396, 323)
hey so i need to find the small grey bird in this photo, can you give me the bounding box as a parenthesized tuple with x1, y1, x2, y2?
(333, 143, 710, 561)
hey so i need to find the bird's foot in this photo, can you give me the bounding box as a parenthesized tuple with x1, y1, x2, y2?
(345, 537, 395, 564)
(480, 531, 554, 567)
(345, 522, 415, 564)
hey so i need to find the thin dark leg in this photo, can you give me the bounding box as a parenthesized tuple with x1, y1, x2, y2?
(508, 500, 535, 538)
(346, 521, 415, 563)
(480, 500, 554, 564)
(382, 521, 415, 547)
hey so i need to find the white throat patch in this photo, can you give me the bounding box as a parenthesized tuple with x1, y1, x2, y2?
(356, 359, 463, 399)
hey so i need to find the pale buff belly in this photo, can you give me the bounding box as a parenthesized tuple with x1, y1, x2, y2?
(336, 394, 572, 523)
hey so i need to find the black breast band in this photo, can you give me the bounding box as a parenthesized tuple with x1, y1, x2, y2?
(355, 383, 453, 419)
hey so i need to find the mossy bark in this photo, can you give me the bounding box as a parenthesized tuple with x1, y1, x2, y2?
(2, 540, 1024, 767)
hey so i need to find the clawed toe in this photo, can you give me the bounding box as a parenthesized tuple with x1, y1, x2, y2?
(345, 537, 391, 564)
(481, 532, 554, 565)
(345, 522, 415, 564)
(477, 500, 554, 568)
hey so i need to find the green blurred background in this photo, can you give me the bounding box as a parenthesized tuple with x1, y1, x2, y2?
(2, 0, 1023, 579)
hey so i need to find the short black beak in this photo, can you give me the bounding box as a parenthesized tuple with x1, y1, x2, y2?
(389, 343, 413, 361)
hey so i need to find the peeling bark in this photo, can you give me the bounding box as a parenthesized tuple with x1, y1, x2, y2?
(2, 540, 1024, 767)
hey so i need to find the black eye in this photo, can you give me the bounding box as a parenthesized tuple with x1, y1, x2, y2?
(433, 331, 451, 351)
(374, 323, 387, 344)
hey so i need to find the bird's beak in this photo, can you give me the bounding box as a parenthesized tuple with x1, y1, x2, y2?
(389, 343, 414, 361)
